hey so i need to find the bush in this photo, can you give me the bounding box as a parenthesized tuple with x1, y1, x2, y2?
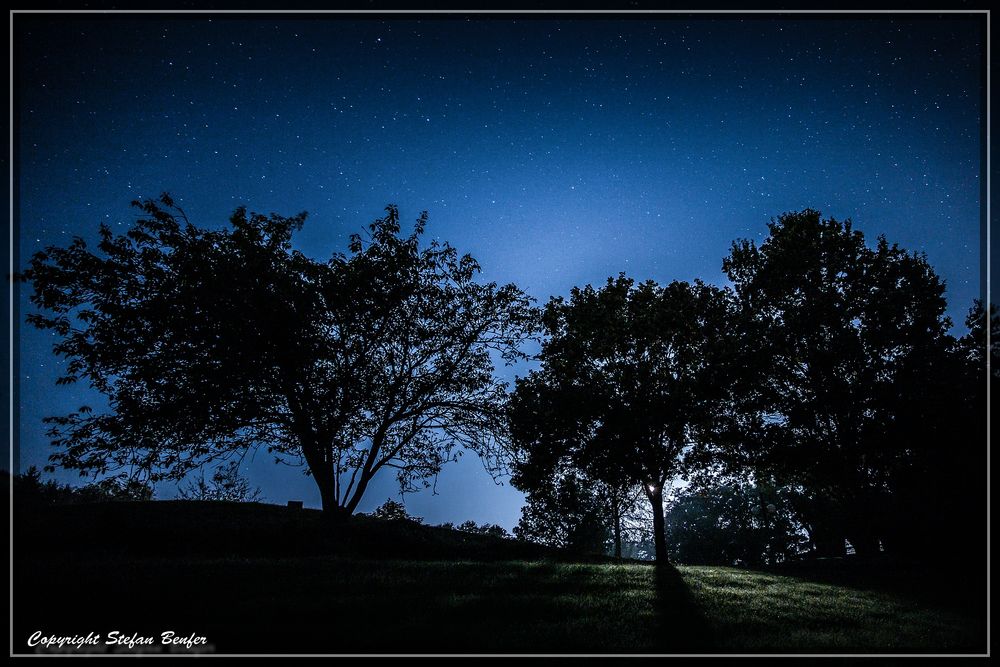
(454, 520, 512, 540)
(177, 461, 264, 503)
(14, 466, 154, 506)
(370, 498, 423, 524)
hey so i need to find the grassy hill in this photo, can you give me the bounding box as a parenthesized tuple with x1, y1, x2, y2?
(13, 500, 986, 654)
(14, 499, 572, 561)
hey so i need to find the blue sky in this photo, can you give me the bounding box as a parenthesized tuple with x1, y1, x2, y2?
(14, 16, 984, 528)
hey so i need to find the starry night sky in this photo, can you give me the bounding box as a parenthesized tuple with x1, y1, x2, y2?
(13, 14, 985, 528)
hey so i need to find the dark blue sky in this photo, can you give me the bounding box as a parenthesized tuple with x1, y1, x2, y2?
(14, 15, 984, 528)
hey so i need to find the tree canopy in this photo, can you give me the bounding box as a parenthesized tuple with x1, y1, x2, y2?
(21, 198, 987, 565)
(20, 194, 538, 515)
(509, 210, 986, 566)
(720, 209, 960, 555)
(508, 275, 737, 562)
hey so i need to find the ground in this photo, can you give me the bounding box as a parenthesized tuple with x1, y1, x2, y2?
(12, 501, 986, 655)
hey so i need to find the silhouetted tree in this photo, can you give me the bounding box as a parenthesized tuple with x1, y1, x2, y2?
(509, 276, 737, 563)
(959, 300, 999, 376)
(177, 460, 264, 503)
(14, 466, 154, 506)
(455, 520, 511, 539)
(19, 194, 538, 517)
(370, 498, 422, 524)
(721, 210, 956, 556)
(880, 299, 993, 561)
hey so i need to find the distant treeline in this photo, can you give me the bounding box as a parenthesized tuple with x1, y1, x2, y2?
(12, 467, 154, 505)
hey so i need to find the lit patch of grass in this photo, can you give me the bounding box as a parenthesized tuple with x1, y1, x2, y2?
(677, 565, 981, 652)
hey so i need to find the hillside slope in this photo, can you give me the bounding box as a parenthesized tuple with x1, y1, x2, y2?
(15, 499, 576, 562)
(12, 501, 986, 655)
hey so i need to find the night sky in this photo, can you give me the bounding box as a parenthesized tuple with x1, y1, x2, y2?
(13, 14, 984, 529)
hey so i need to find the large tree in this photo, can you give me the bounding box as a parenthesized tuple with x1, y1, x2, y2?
(508, 275, 736, 563)
(721, 209, 956, 556)
(879, 299, 993, 561)
(20, 194, 538, 515)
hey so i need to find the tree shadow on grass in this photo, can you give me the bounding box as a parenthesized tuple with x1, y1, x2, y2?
(761, 556, 986, 617)
(650, 562, 716, 653)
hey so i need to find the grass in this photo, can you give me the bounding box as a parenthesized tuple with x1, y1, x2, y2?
(680, 566, 982, 652)
(12, 501, 986, 654)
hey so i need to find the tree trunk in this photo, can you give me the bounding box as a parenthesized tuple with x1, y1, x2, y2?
(648, 485, 668, 564)
(316, 477, 338, 512)
(308, 467, 348, 520)
(344, 434, 386, 514)
(613, 497, 623, 560)
(301, 444, 347, 519)
(344, 470, 373, 515)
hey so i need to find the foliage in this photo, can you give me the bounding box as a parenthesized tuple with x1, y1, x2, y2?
(437, 520, 511, 539)
(720, 209, 960, 556)
(959, 299, 999, 378)
(664, 481, 808, 566)
(370, 498, 423, 524)
(455, 520, 511, 540)
(879, 299, 994, 561)
(19, 194, 538, 515)
(509, 275, 737, 562)
(13, 466, 154, 505)
(513, 471, 610, 554)
(177, 460, 264, 503)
